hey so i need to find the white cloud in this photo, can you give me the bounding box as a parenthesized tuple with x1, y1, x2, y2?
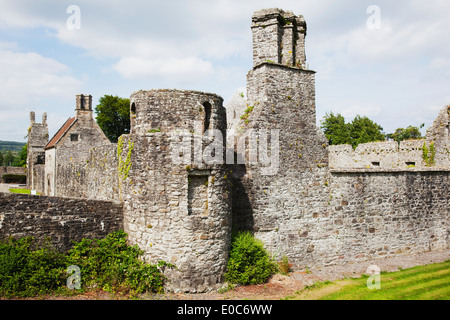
(113, 56, 213, 81)
(339, 104, 382, 120)
(0, 43, 82, 141)
(1, 0, 450, 140)
(0, 46, 82, 105)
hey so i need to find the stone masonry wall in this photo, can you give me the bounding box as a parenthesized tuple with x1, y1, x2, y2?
(329, 140, 432, 169)
(0, 192, 123, 252)
(232, 8, 449, 274)
(4, 8, 445, 294)
(123, 89, 232, 293)
(55, 144, 120, 201)
(251, 8, 307, 68)
(231, 61, 328, 230)
(251, 169, 448, 269)
(426, 104, 450, 167)
(27, 112, 48, 194)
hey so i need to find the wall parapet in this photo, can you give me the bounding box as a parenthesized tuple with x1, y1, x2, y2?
(329, 139, 449, 169)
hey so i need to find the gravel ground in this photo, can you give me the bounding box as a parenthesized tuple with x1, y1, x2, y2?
(0, 183, 12, 193)
(0, 183, 26, 193)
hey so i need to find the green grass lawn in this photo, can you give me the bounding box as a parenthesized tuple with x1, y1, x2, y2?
(285, 260, 450, 300)
(9, 188, 40, 195)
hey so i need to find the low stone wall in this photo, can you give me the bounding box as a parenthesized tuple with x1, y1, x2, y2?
(0, 166, 26, 183)
(0, 192, 123, 252)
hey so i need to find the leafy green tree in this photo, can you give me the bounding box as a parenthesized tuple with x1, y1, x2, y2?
(320, 112, 351, 145)
(12, 145, 27, 167)
(94, 95, 130, 143)
(0, 151, 4, 166)
(349, 115, 385, 148)
(387, 124, 423, 142)
(3, 150, 15, 167)
(320, 113, 385, 148)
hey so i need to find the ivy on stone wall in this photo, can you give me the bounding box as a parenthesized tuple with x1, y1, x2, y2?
(117, 136, 134, 181)
(422, 142, 436, 167)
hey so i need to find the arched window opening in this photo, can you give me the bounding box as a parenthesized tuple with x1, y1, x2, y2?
(131, 102, 136, 115)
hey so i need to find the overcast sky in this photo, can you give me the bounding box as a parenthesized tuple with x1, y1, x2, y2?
(1, 0, 449, 142)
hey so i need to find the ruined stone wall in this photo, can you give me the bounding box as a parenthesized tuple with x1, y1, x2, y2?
(251, 8, 307, 68)
(426, 104, 450, 167)
(329, 105, 450, 170)
(231, 60, 328, 231)
(231, 8, 449, 274)
(123, 89, 232, 293)
(225, 90, 247, 137)
(0, 192, 123, 252)
(252, 168, 448, 269)
(5, 8, 445, 294)
(329, 140, 431, 169)
(55, 144, 120, 201)
(27, 112, 48, 193)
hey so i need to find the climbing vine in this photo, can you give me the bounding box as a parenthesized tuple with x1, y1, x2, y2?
(422, 142, 436, 167)
(118, 136, 134, 180)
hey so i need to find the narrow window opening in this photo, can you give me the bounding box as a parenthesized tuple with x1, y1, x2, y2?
(35, 154, 45, 165)
(203, 102, 212, 133)
(70, 134, 79, 142)
(371, 162, 380, 167)
(131, 102, 136, 115)
(405, 162, 415, 167)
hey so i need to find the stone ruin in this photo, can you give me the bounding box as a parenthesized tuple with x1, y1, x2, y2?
(14, 8, 450, 293)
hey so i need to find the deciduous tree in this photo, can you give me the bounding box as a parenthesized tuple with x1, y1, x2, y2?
(320, 112, 385, 148)
(320, 112, 351, 145)
(387, 124, 423, 142)
(94, 95, 130, 143)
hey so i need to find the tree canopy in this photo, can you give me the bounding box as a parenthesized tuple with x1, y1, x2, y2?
(94, 95, 130, 143)
(349, 115, 385, 148)
(387, 125, 424, 142)
(319, 112, 351, 146)
(0, 145, 27, 167)
(3, 150, 15, 167)
(320, 112, 385, 148)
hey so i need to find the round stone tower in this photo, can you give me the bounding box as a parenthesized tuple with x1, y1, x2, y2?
(121, 89, 232, 293)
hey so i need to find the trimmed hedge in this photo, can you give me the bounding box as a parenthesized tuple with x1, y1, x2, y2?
(2, 174, 26, 184)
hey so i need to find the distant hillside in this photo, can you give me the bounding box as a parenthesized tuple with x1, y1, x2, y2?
(0, 140, 26, 154)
